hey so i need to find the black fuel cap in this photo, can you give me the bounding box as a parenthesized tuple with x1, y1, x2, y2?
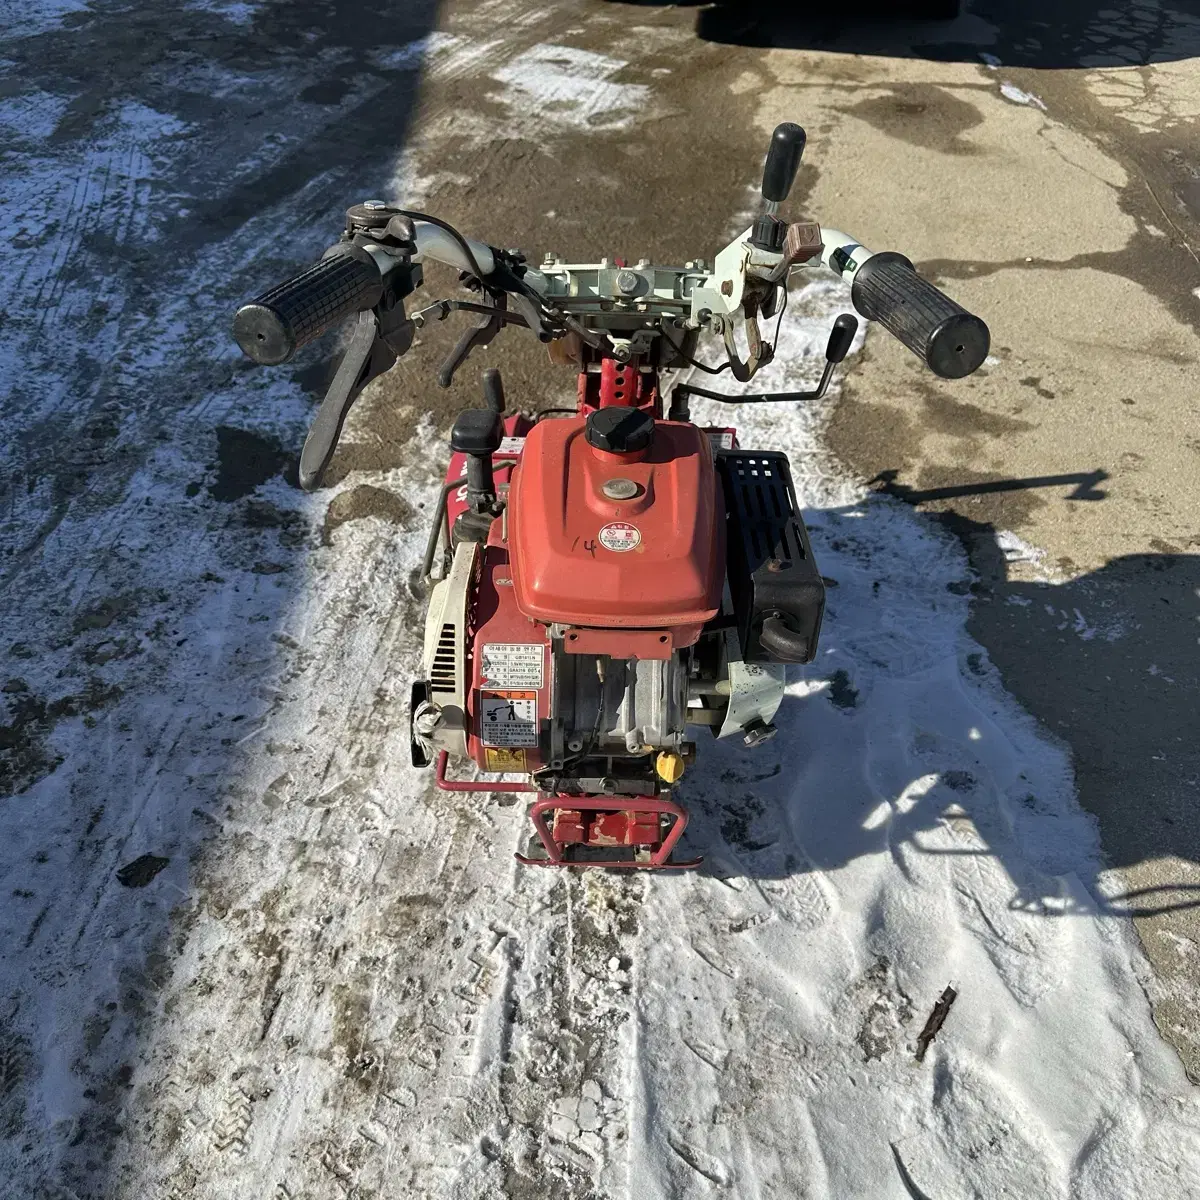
(585, 406, 654, 454)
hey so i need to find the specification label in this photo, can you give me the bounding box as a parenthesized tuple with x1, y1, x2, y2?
(485, 747, 527, 772)
(479, 691, 539, 747)
(481, 642, 544, 689)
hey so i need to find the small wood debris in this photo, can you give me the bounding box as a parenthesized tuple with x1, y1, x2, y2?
(914, 985, 958, 1062)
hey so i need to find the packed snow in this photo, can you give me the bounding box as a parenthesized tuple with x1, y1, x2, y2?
(2, 2, 1199, 1198)
(999, 82, 1048, 110)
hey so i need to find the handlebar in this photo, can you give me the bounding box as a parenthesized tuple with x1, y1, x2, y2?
(232, 217, 990, 383)
(231, 172, 994, 490)
(231, 220, 502, 369)
(818, 233, 988, 378)
(233, 245, 385, 366)
(229, 122, 995, 499)
(848, 251, 988, 379)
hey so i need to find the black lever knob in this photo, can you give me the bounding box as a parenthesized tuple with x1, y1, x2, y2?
(482, 368, 506, 414)
(451, 410, 502, 512)
(762, 123, 806, 205)
(825, 314, 858, 364)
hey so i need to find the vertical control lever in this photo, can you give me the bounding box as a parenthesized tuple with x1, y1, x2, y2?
(761, 122, 806, 206)
(752, 122, 807, 251)
(450, 410, 503, 515)
(481, 368, 506, 414)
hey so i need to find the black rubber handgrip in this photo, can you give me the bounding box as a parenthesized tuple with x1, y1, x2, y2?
(232, 244, 383, 366)
(850, 252, 989, 379)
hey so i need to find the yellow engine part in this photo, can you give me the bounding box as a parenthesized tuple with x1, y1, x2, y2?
(655, 750, 686, 784)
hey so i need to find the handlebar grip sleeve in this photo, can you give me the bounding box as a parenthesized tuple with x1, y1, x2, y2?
(850, 251, 989, 379)
(232, 244, 384, 366)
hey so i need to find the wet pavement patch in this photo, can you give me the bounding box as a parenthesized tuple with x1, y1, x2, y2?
(299, 78, 352, 106)
(719, 792, 770, 852)
(849, 83, 984, 157)
(1178, 176, 1200, 223)
(828, 668, 860, 710)
(73, 594, 139, 635)
(240, 499, 307, 548)
(208, 426, 291, 502)
(921, 389, 1034, 439)
(116, 854, 170, 889)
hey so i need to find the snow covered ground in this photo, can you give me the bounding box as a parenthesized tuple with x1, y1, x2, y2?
(3, 2, 1200, 1198)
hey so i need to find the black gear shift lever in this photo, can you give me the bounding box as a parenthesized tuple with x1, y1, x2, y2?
(761, 122, 806, 207)
(752, 123, 807, 251)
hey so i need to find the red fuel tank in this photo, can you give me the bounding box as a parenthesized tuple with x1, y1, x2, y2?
(507, 416, 723, 641)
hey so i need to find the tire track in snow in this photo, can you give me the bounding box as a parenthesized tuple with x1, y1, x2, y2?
(11, 2, 1200, 1197)
(101, 8, 688, 1197)
(496, 871, 643, 1199)
(122, 531, 521, 1199)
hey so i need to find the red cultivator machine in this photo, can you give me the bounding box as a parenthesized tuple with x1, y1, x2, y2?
(234, 124, 989, 869)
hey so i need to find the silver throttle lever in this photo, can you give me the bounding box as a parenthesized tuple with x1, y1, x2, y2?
(848, 251, 989, 379)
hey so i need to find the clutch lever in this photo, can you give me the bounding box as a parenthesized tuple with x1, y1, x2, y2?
(299, 310, 403, 491)
(437, 290, 507, 388)
(297, 261, 421, 491)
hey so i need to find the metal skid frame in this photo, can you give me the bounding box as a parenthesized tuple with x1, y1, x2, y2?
(435, 754, 700, 870)
(518, 794, 700, 870)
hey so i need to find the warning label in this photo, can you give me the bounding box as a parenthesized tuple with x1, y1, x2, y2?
(485, 746, 527, 772)
(598, 521, 641, 553)
(707, 430, 735, 452)
(481, 643, 544, 689)
(498, 435, 526, 455)
(480, 691, 539, 747)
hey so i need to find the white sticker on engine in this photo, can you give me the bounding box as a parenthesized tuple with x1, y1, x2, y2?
(707, 430, 734, 452)
(480, 695, 538, 747)
(481, 643, 544, 688)
(498, 436, 526, 455)
(598, 521, 641, 552)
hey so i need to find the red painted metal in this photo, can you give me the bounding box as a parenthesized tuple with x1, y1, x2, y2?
(429, 348, 721, 872)
(585, 808, 661, 846)
(576, 361, 659, 415)
(506, 417, 724, 635)
(435, 751, 537, 794)
(553, 809, 588, 844)
(561, 626, 674, 659)
(515, 794, 701, 870)
(465, 543, 550, 776)
(598, 358, 637, 408)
